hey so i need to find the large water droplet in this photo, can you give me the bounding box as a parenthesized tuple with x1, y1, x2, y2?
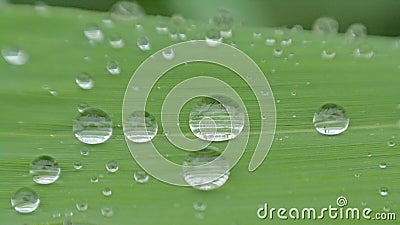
(189, 96, 245, 141)
(29, 155, 60, 184)
(133, 170, 149, 184)
(101, 207, 113, 217)
(106, 160, 119, 173)
(75, 72, 94, 90)
(123, 111, 158, 143)
(205, 28, 222, 47)
(346, 23, 367, 39)
(313, 103, 349, 135)
(83, 24, 104, 42)
(106, 60, 121, 75)
(209, 9, 233, 38)
(73, 107, 113, 144)
(379, 187, 388, 197)
(182, 147, 230, 191)
(110, 1, 145, 20)
(313, 17, 339, 35)
(11, 187, 40, 213)
(137, 36, 151, 51)
(1, 46, 29, 65)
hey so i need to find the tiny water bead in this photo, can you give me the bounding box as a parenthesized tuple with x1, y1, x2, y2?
(102, 187, 112, 196)
(162, 47, 175, 60)
(387, 140, 395, 147)
(73, 107, 113, 145)
(189, 96, 245, 142)
(346, 23, 367, 39)
(11, 187, 40, 213)
(205, 28, 222, 47)
(83, 24, 104, 42)
(265, 38, 276, 46)
(109, 34, 124, 48)
(313, 103, 350, 135)
(106, 160, 119, 173)
(182, 147, 230, 191)
(137, 36, 151, 51)
(133, 170, 149, 184)
(321, 49, 336, 59)
(73, 161, 82, 170)
(76, 200, 88, 211)
(379, 163, 387, 169)
(91, 176, 99, 183)
(273, 48, 283, 57)
(379, 187, 388, 197)
(353, 45, 374, 59)
(106, 60, 121, 75)
(101, 207, 113, 217)
(110, 1, 144, 20)
(30, 155, 61, 184)
(312, 17, 339, 35)
(123, 111, 158, 143)
(75, 72, 94, 90)
(1, 45, 29, 65)
(77, 103, 90, 113)
(80, 146, 89, 156)
(193, 202, 207, 212)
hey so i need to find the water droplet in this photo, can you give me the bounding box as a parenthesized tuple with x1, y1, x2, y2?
(49, 89, 58, 96)
(77, 103, 90, 113)
(73, 161, 83, 170)
(193, 201, 207, 211)
(83, 24, 104, 42)
(183, 147, 230, 191)
(321, 49, 336, 59)
(346, 23, 367, 39)
(73, 107, 113, 144)
(75, 72, 94, 90)
(313, 103, 350, 135)
(353, 46, 374, 59)
(102, 18, 114, 28)
(91, 176, 99, 183)
(106, 60, 121, 75)
(102, 187, 112, 196)
(80, 147, 89, 156)
(137, 36, 151, 51)
(133, 170, 149, 184)
(367, 152, 372, 157)
(123, 111, 158, 143)
(272, 48, 283, 57)
(162, 47, 175, 60)
(313, 17, 339, 35)
(209, 9, 233, 38)
(155, 19, 169, 34)
(205, 28, 222, 47)
(76, 200, 88, 211)
(1, 46, 29, 65)
(109, 33, 124, 48)
(291, 24, 303, 33)
(110, 1, 145, 21)
(52, 212, 61, 218)
(387, 140, 395, 147)
(265, 38, 276, 46)
(11, 187, 40, 213)
(290, 90, 297, 96)
(281, 38, 292, 47)
(379, 187, 388, 197)
(379, 163, 387, 169)
(29, 155, 60, 184)
(189, 96, 244, 141)
(106, 160, 119, 173)
(101, 206, 113, 217)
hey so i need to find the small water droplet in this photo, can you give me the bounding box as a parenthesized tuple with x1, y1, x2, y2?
(30, 155, 60, 184)
(101, 206, 113, 217)
(379, 163, 387, 169)
(75, 72, 94, 90)
(354, 173, 361, 178)
(76, 200, 88, 211)
(73, 107, 113, 144)
(387, 140, 395, 147)
(137, 36, 151, 51)
(273, 48, 283, 57)
(353, 46, 374, 59)
(346, 23, 367, 39)
(367, 153, 372, 157)
(162, 47, 175, 60)
(205, 28, 222, 47)
(49, 89, 58, 96)
(265, 38, 276, 46)
(193, 201, 207, 211)
(133, 170, 149, 184)
(106, 60, 121, 75)
(83, 24, 104, 42)
(77, 103, 90, 113)
(102, 187, 112, 196)
(290, 89, 297, 96)
(123, 111, 158, 143)
(189, 96, 244, 141)
(313, 17, 339, 35)
(64, 209, 74, 217)
(80, 147, 89, 156)
(1, 46, 29, 65)
(102, 18, 114, 28)
(183, 147, 230, 191)
(253, 32, 262, 39)
(321, 49, 336, 59)
(109, 33, 124, 48)
(11, 187, 40, 213)
(106, 160, 119, 173)
(155, 19, 169, 34)
(313, 103, 350, 135)
(209, 9, 233, 38)
(379, 187, 388, 197)
(73, 161, 83, 170)
(91, 176, 99, 183)
(281, 38, 292, 47)
(110, 1, 145, 21)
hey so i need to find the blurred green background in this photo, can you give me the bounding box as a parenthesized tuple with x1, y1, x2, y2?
(9, 0, 400, 36)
